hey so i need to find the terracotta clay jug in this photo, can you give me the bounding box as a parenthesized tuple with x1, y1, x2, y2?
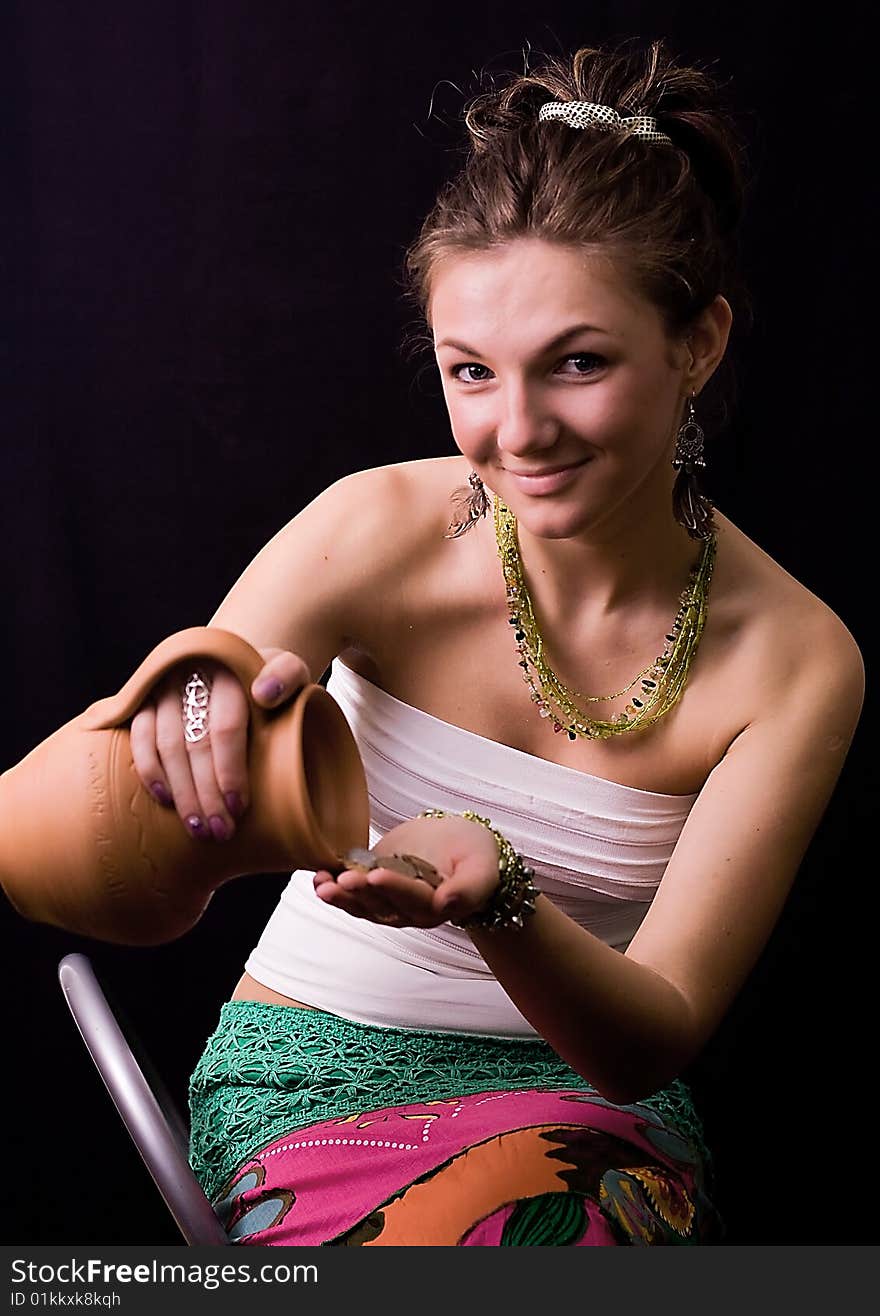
(0, 627, 370, 945)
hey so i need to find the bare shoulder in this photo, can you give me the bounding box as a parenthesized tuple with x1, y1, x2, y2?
(208, 456, 465, 681)
(713, 513, 864, 731)
(627, 517, 864, 1047)
(348, 453, 468, 522)
(337, 453, 467, 565)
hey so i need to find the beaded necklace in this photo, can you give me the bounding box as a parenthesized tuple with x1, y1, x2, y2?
(494, 495, 717, 741)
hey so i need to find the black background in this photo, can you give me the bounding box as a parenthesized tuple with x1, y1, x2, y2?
(2, 0, 874, 1245)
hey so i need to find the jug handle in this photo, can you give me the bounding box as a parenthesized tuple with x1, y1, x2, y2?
(80, 627, 274, 731)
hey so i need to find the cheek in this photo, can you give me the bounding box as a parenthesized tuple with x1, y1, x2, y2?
(583, 373, 674, 441)
(558, 387, 642, 448)
(444, 395, 491, 455)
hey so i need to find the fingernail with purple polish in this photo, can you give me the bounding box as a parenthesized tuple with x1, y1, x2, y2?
(209, 815, 231, 842)
(186, 815, 208, 839)
(254, 678, 283, 702)
(150, 782, 173, 807)
(224, 791, 245, 819)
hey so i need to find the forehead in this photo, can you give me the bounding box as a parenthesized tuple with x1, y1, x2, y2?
(429, 239, 663, 346)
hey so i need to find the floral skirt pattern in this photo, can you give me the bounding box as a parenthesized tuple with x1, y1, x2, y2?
(189, 1001, 724, 1247)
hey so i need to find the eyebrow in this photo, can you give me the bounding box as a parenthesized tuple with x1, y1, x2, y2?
(434, 322, 616, 355)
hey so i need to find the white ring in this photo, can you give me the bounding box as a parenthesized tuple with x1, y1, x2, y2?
(182, 670, 212, 744)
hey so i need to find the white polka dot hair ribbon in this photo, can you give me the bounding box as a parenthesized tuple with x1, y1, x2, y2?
(538, 100, 673, 144)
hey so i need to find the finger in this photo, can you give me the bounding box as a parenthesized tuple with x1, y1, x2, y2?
(130, 703, 174, 807)
(175, 662, 250, 837)
(199, 664, 250, 823)
(154, 684, 210, 839)
(317, 870, 401, 922)
(156, 660, 235, 836)
(337, 868, 400, 917)
(251, 652, 313, 707)
(364, 869, 437, 924)
(313, 879, 379, 921)
(187, 740, 237, 840)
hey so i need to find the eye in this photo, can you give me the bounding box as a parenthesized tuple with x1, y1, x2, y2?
(557, 352, 605, 375)
(448, 352, 606, 384)
(449, 362, 493, 383)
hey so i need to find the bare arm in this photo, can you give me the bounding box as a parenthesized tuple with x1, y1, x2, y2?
(206, 464, 409, 676)
(130, 463, 413, 829)
(316, 625, 862, 1104)
(463, 620, 865, 1103)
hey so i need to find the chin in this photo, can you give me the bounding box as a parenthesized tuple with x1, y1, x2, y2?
(512, 502, 602, 539)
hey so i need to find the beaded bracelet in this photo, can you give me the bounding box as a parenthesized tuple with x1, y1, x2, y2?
(416, 809, 541, 931)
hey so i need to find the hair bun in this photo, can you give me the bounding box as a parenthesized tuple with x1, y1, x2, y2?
(457, 39, 747, 223)
(405, 36, 754, 440)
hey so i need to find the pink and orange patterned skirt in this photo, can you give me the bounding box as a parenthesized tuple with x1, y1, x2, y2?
(188, 1001, 723, 1246)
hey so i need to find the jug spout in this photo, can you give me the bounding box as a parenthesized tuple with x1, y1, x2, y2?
(0, 628, 370, 945)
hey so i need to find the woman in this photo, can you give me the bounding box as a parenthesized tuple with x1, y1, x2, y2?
(130, 39, 863, 1245)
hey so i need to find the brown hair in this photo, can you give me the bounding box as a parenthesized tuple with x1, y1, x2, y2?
(402, 38, 755, 535)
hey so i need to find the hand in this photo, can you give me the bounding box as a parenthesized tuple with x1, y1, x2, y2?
(129, 646, 311, 842)
(313, 813, 500, 929)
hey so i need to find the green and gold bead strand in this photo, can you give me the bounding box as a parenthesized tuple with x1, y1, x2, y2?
(494, 495, 717, 741)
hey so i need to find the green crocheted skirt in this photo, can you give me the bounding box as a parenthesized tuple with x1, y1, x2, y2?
(188, 1000, 713, 1224)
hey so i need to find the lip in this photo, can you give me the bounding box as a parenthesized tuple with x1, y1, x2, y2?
(505, 458, 590, 494)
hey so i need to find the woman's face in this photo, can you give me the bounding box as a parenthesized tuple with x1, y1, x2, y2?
(429, 238, 695, 541)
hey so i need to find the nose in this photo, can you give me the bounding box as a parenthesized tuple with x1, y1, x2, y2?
(495, 378, 560, 458)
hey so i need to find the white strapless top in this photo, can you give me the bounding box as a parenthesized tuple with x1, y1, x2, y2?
(244, 658, 698, 1038)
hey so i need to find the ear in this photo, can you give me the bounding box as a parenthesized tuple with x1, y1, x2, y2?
(684, 295, 733, 394)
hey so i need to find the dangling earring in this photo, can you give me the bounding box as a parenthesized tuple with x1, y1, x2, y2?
(672, 393, 716, 541)
(443, 470, 491, 539)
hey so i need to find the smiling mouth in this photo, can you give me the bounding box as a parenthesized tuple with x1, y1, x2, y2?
(505, 459, 590, 476)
